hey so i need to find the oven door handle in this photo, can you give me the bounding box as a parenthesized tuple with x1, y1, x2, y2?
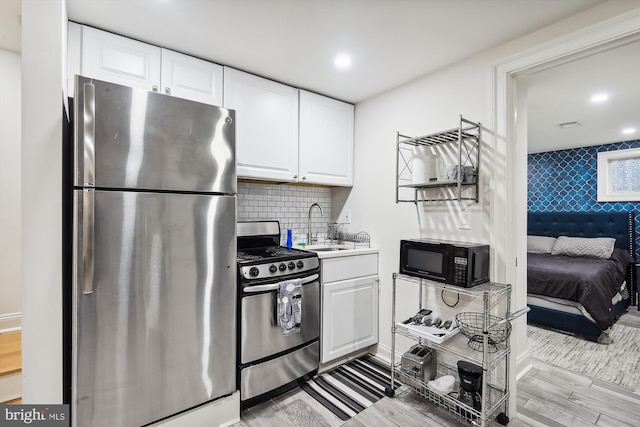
(243, 273, 319, 293)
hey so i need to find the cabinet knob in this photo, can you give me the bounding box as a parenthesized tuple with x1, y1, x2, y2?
(302, 176, 307, 180)
(152, 85, 158, 92)
(165, 87, 171, 95)
(293, 175, 297, 180)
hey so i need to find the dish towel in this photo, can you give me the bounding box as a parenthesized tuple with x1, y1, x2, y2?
(277, 279, 302, 335)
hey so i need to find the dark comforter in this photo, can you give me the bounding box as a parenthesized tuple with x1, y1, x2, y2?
(527, 249, 633, 330)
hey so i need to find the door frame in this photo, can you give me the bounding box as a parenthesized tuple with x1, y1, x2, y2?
(492, 8, 640, 416)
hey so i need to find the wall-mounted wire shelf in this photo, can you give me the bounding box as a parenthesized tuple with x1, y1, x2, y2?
(396, 115, 481, 203)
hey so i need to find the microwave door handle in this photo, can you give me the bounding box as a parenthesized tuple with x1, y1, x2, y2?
(471, 252, 476, 279)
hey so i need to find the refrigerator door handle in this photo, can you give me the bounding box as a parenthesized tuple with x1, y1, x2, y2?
(83, 82, 96, 187)
(81, 189, 95, 295)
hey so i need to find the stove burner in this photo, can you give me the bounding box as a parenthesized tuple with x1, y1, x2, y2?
(237, 251, 261, 261)
(237, 221, 319, 282)
(237, 246, 309, 261)
(267, 247, 306, 256)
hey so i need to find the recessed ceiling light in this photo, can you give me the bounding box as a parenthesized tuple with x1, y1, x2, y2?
(622, 127, 637, 135)
(557, 121, 581, 129)
(334, 54, 352, 69)
(590, 93, 609, 103)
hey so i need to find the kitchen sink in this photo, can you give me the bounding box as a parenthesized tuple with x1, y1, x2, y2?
(309, 247, 350, 252)
(304, 244, 377, 259)
(305, 245, 353, 252)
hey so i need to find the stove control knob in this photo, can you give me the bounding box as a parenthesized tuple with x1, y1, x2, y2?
(279, 263, 286, 272)
(269, 264, 277, 273)
(288, 261, 295, 270)
(249, 267, 259, 277)
(297, 260, 304, 269)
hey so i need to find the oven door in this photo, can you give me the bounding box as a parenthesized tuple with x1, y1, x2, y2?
(240, 273, 320, 364)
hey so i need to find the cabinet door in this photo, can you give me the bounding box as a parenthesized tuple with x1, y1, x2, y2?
(223, 67, 299, 182)
(82, 26, 161, 92)
(299, 90, 354, 186)
(160, 49, 223, 106)
(321, 275, 379, 363)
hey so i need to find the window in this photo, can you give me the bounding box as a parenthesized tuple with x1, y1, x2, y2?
(597, 147, 640, 202)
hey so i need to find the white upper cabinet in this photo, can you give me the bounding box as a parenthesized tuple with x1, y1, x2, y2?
(223, 67, 299, 182)
(82, 26, 161, 92)
(76, 26, 223, 106)
(160, 49, 223, 106)
(71, 25, 354, 186)
(299, 90, 354, 186)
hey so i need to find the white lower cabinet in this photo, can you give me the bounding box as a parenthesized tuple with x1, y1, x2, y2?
(320, 251, 379, 363)
(321, 275, 379, 363)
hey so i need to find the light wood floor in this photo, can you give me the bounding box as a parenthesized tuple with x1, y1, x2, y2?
(2, 309, 639, 424)
(0, 330, 22, 404)
(234, 309, 640, 427)
(0, 331, 21, 376)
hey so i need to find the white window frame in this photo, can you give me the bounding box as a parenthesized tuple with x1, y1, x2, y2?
(597, 147, 640, 202)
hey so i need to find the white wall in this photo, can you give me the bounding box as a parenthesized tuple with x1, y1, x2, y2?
(339, 0, 640, 414)
(0, 49, 21, 332)
(21, 0, 67, 403)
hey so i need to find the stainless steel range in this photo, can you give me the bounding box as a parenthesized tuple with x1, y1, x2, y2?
(237, 221, 320, 408)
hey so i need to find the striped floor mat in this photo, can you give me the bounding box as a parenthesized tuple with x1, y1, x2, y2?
(300, 356, 402, 421)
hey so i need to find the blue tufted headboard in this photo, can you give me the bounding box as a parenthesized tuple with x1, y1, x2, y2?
(527, 211, 636, 253)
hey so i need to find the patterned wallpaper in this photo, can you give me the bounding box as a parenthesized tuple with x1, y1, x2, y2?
(528, 139, 640, 260)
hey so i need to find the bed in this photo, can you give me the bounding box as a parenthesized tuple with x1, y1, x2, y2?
(526, 211, 636, 340)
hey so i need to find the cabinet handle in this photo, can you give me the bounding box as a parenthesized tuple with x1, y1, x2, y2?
(302, 176, 307, 180)
(165, 87, 171, 95)
(293, 175, 297, 179)
(152, 85, 158, 92)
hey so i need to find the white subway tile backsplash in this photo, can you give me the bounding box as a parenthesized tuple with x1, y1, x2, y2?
(238, 182, 332, 245)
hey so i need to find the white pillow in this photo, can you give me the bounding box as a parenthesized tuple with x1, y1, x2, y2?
(551, 236, 616, 259)
(527, 236, 557, 254)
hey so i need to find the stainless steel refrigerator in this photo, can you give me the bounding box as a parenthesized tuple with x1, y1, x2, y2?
(71, 75, 237, 427)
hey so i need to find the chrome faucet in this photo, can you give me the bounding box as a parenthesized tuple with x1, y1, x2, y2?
(307, 203, 324, 245)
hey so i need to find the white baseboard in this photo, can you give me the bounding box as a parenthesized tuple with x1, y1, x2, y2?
(373, 342, 402, 366)
(516, 348, 533, 380)
(0, 312, 21, 333)
(0, 372, 21, 403)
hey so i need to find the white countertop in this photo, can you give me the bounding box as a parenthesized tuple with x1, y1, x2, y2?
(303, 244, 378, 259)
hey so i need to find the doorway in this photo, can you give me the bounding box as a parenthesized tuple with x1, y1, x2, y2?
(492, 9, 640, 416)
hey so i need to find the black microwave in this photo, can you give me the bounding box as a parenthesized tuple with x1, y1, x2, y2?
(399, 239, 490, 287)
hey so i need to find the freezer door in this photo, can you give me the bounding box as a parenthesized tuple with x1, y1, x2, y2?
(72, 189, 236, 427)
(74, 75, 236, 194)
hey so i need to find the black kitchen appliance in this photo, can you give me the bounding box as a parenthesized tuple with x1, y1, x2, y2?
(457, 360, 483, 411)
(399, 238, 489, 287)
(236, 221, 320, 408)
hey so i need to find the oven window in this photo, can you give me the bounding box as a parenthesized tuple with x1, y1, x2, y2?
(408, 248, 443, 273)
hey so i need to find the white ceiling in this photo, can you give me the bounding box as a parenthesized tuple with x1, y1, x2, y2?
(524, 39, 640, 153)
(3, 0, 637, 152)
(61, 0, 606, 104)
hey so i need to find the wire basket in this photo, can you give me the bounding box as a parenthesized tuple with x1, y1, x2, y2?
(455, 312, 512, 352)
